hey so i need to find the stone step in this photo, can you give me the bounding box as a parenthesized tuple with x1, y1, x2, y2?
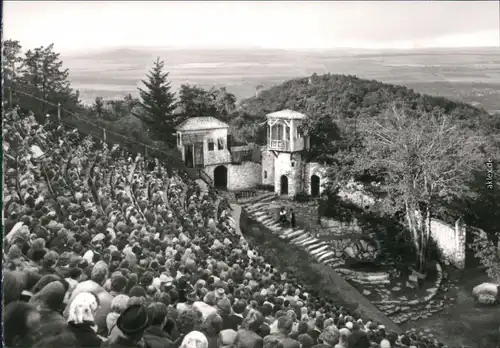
(300, 239, 321, 247)
(252, 211, 266, 217)
(310, 245, 330, 255)
(290, 234, 311, 243)
(317, 251, 335, 262)
(283, 229, 305, 239)
(314, 250, 331, 259)
(293, 236, 314, 246)
(305, 241, 327, 251)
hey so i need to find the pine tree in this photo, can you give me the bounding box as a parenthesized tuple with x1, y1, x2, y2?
(136, 57, 177, 146)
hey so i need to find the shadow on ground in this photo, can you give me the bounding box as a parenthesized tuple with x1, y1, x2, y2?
(402, 267, 500, 348)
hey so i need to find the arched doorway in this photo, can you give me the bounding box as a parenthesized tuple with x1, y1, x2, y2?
(280, 175, 288, 195)
(311, 175, 320, 197)
(214, 165, 228, 189)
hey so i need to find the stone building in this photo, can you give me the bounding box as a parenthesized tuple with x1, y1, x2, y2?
(261, 109, 327, 197)
(176, 111, 328, 197)
(175, 117, 261, 191)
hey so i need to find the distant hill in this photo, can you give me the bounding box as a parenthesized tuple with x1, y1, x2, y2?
(234, 73, 499, 144)
(63, 47, 500, 111)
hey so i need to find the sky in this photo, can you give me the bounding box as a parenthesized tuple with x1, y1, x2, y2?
(3, 1, 500, 53)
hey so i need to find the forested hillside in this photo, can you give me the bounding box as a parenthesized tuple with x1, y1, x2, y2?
(234, 73, 499, 146)
(233, 74, 500, 267)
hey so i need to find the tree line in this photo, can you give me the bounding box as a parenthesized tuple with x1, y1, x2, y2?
(2, 39, 240, 147)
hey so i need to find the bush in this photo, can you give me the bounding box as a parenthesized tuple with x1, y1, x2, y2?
(294, 192, 310, 202)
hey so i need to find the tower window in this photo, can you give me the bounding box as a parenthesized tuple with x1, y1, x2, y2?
(291, 161, 295, 167)
(264, 170, 267, 179)
(218, 138, 225, 150)
(208, 140, 215, 151)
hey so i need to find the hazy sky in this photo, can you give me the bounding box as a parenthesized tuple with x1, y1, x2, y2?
(4, 1, 499, 53)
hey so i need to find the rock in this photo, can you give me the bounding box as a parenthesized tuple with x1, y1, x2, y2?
(392, 286, 401, 291)
(362, 289, 372, 296)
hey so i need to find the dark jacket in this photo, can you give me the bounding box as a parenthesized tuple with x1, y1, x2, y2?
(68, 322, 103, 348)
(234, 328, 263, 348)
(222, 314, 243, 331)
(143, 326, 172, 348)
(100, 335, 147, 348)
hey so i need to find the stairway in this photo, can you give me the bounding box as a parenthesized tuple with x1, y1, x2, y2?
(240, 199, 346, 269)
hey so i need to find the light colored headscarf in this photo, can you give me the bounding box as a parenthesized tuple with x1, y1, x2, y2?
(67, 292, 99, 324)
(180, 330, 209, 348)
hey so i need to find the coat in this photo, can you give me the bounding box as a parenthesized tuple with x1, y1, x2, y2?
(67, 322, 103, 348)
(143, 326, 172, 348)
(100, 335, 147, 348)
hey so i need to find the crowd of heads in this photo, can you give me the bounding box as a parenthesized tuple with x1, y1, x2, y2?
(3, 108, 447, 348)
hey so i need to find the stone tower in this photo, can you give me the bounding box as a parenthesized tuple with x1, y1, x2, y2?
(261, 109, 309, 197)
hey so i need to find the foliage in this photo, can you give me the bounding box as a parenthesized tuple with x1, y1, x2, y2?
(2, 40, 81, 118)
(471, 230, 500, 282)
(2, 39, 23, 92)
(353, 103, 489, 272)
(177, 84, 237, 123)
(136, 57, 178, 146)
(235, 73, 499, 146)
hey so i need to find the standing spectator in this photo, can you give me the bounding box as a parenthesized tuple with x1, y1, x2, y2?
(289, 209, 296, 229)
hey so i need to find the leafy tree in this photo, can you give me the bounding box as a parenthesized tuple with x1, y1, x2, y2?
(2, 39, 23, 95)
(354, 103, 489, 273)
(17, 43, 80, 116)
(136, 57, 177, 146)
(93, 97, 104, 117)
(124, 93, 140, 112)
(177, 84, 237, 122)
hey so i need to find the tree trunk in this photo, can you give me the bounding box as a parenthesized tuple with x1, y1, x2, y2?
(406, 200, 429, 273)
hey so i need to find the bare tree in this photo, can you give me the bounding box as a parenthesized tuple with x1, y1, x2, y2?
(357, 103, 489, 273)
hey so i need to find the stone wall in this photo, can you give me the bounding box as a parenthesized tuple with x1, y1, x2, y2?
(205, 162, 262, 191)
(429, 218, 466, 268)
(261, 150, 275, 186)
(228, 162, 262, 191)
(304, 162, 329, 196)
(337, 183, 469, 269)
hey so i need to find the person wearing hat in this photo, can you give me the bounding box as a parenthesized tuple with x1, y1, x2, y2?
(102, 304, 149, 348)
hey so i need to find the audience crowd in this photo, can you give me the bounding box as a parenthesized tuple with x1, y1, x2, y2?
(3, 108, 447, 348)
